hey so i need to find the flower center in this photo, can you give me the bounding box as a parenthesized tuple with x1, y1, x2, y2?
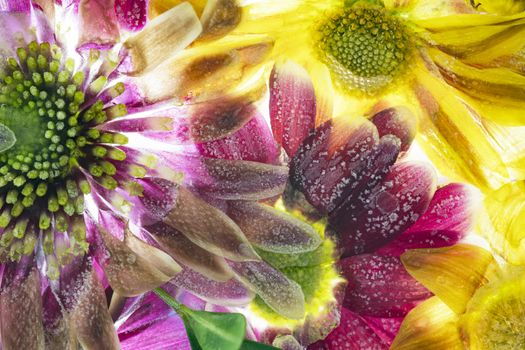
(0, 41, 134, 276)
(316, 3, 412, 94)
(461, 273, 525, 350)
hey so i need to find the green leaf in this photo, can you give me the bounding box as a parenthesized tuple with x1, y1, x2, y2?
(184, 308, 247, 350)
(0, 123, 16, 152)
(153, 288, 248, 350)
(240, 340, 280, 350)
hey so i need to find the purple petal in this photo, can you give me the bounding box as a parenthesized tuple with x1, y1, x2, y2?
(227, 201, 321, 254)
(362, 316, 403, 347)
(229, 260, 305, 319)
(117, 291, 172, 335)
(114, 0, 147, 32)
(170, 267, 254, 306)
(197, 112, 279, 163)
(378, 183, 478, 256)
(308, 308, 389, 350)
(0, 0, 30, 11)
(0, 12, 35, 55)
(270, 60, 316, 157)
(1, 260, 45, 349)
(330, 162, 437, 256)
(371, 107, 417, 153)
(120, 312, 190, 350)
(339, 254, 432, 318)
(289, 117, 381, 214)
(78, 0, 120, 49)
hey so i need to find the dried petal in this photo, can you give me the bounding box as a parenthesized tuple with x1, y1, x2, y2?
(227, 201, 321, 254)
(270, 60, 316, 157)
(122, 2, 202, 75)
(229, 260, 305, 319)
(146, 221, 234, 282)
(199, 0, 241, 41)
(163, 185, 260, 261)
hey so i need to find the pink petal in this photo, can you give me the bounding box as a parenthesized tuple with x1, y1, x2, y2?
(371, 107, 417, 153)
(114, 0, 147, 32)
(308, 308, 389, 350)
(339, 254, 431, 317)
(330, 162, 437, 256)
(197, 112, 280, 164)
(362, 316, 403, 347)
(270, 60, 316, 157)
(289, 117, 380, 214)
(78, 0, 120, 49)
(378, 183, 478, 256)
(0, 0, 30, 11)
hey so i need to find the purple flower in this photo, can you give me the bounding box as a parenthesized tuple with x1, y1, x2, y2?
(0, 1, 313, 348)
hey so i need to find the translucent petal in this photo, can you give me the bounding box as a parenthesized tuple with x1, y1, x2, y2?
(401, 244, 494, 314)
(78, 0, 120, 48)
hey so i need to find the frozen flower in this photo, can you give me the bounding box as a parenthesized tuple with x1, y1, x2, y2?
(0, 0, 311, 348)
(226, 0, 525, 192)
(391, 244, 525, 350)
(238, 60, 480, 349)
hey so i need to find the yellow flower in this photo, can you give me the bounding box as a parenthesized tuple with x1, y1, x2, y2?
(214, 0, 525, 192)
(392, 244, 525, 349)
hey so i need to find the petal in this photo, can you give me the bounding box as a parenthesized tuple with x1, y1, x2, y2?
(1, 262, 45, 350)
(273, 335, 303, 350)
(378, 183, 480, 256)
(227, 201, 321, 254)
(196, 112, 279, 163)
(339, 254, 432, 318)
(371, 106, 417, 153)
(289, 117, 380, 214)
(121, 2, 202, 75)
(120, 312, 190, 350)
(78, 0, 120, 49)
(130, 38, 272, 104)
(0, 12, 35, 55)
(229, 260, 305, 319)
(331, 162, 437, 257)
(390, 297, 463, 350)
(67, 267, 121, 350)
(309, 308, 389, 350)
(170, 267, 254, 306)
(0, 0, 30, 11)
(401, 244, 494, 314)
(199, 0, 241, 41)
(146, 221, 234, 282)
(362, 316, 403, 347)
(114, 0, 148, 31)
(117, 291, 172, 334)
(162, 185, 260, 261)
(95, 217, 182, 296)
(270, 60, 316, 157)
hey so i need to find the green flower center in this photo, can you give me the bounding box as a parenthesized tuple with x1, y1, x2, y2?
(461, 273, 525, 350)
(0, 41, 136, 275)
(316, 3, 412, 94)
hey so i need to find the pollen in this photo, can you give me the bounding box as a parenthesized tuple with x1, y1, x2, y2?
(316, 4, 413, 94)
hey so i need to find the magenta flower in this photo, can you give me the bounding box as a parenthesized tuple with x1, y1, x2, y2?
(0, 1, 318, 349)
(253, 61, 480, 349)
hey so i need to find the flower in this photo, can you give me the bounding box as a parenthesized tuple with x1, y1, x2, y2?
(0, 1, 317, 348)
(242, 60, 479, 349)
(228, 0, 525, 192)
(391, 243, 525, 350)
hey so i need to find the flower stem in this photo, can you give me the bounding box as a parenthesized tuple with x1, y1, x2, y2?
(153, 287, 184, 314)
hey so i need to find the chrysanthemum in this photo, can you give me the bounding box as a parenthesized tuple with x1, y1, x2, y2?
(227, 0, 525, 192)
(391, 243, 525, 350)
(238, 60, 479, 349)
(0, 1, 318, 348)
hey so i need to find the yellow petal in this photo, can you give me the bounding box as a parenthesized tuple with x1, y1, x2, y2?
(413, 60, 510, 190)
(391, 297, 463, 350)
(401, 244, 495, 314)
(480, 182, 525, 265)
(414, 11, 525, 30)
(149, 0, 207, 18)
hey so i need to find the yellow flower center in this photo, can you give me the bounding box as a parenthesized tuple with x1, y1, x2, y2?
(316, 3, 412, 94)
(461, 272, 525, 350)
